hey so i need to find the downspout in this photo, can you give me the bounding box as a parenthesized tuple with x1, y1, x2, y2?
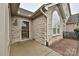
(40, 9, 48, 46)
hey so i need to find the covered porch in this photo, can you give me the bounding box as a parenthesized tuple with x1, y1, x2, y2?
(10, 40, 61, 56)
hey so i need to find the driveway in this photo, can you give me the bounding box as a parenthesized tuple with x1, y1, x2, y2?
(49, 39, 79, 56)
(10, 40, 61, 56)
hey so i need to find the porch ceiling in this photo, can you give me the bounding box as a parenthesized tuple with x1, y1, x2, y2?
(9, 3, 20, 16)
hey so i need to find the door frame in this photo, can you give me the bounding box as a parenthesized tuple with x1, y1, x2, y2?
(21, 20, 30, 40)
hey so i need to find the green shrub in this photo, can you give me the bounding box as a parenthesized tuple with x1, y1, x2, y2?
(74, 28, 79, 38)
(74, 28, 79, 32)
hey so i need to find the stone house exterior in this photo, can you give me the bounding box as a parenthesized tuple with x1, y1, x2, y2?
(0, 3, 71, 55)
(66, 13, 79, 32)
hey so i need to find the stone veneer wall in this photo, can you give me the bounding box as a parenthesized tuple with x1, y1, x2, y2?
(66, 23, 77, 32)
(45, 5, 64, 45)
(11, 4, 70, 46)
(62, 3, 70, 32)
(11, 19, 21, 43)
(32, 15, 47, 45)
(11, 16, 32, 43)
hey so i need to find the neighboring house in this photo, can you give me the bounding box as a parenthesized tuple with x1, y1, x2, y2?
(0, 3, 71, 55)
(66, 13, 79, 32)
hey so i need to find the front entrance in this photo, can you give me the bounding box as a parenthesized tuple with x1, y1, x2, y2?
(22, 21, 29, 39)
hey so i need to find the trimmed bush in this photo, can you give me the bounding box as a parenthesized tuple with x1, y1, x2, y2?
(74, 28, 79, 38)
(74, 28, 79, 32)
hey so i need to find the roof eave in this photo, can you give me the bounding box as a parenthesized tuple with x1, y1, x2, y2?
(31, 3, 58, 19)
(68, 3, 71, 16)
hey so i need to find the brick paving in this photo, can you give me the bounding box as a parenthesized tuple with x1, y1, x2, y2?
(49, 39, 79, 56)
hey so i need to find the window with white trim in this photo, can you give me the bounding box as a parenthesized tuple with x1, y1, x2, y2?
(52, 11, 60, 36)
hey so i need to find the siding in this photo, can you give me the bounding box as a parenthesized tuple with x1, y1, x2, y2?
(0, 4, 10, 55)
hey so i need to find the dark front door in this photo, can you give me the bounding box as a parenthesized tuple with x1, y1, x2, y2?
(22, 21, 29, 39)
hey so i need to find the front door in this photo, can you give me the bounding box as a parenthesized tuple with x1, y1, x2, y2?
(22, 21, 29, 39)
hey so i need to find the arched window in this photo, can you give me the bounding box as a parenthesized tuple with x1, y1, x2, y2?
(52, 11, 60, 35)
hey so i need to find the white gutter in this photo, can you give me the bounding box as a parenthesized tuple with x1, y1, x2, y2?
(40, 9, 47, 18)
(40, 8, 48, 46)
(45, 3, 58, 11)
(39, 3, 57, 46)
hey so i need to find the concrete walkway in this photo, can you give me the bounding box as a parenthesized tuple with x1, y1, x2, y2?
(10, 40, 61, 56)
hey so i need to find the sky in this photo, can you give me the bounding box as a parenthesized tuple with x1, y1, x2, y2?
(20, 3, 43, 12)
(70, 3, 79, 14)
(20, 3, 79, 14)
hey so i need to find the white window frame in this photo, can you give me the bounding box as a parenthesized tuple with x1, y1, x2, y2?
(52, 11, 60, 36)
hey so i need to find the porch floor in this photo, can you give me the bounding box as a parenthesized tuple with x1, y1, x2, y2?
(49, 39, 79, 56)
(10, 40, 61, 56)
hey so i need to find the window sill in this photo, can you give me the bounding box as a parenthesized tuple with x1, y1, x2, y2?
(52, 34, 60, 37)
